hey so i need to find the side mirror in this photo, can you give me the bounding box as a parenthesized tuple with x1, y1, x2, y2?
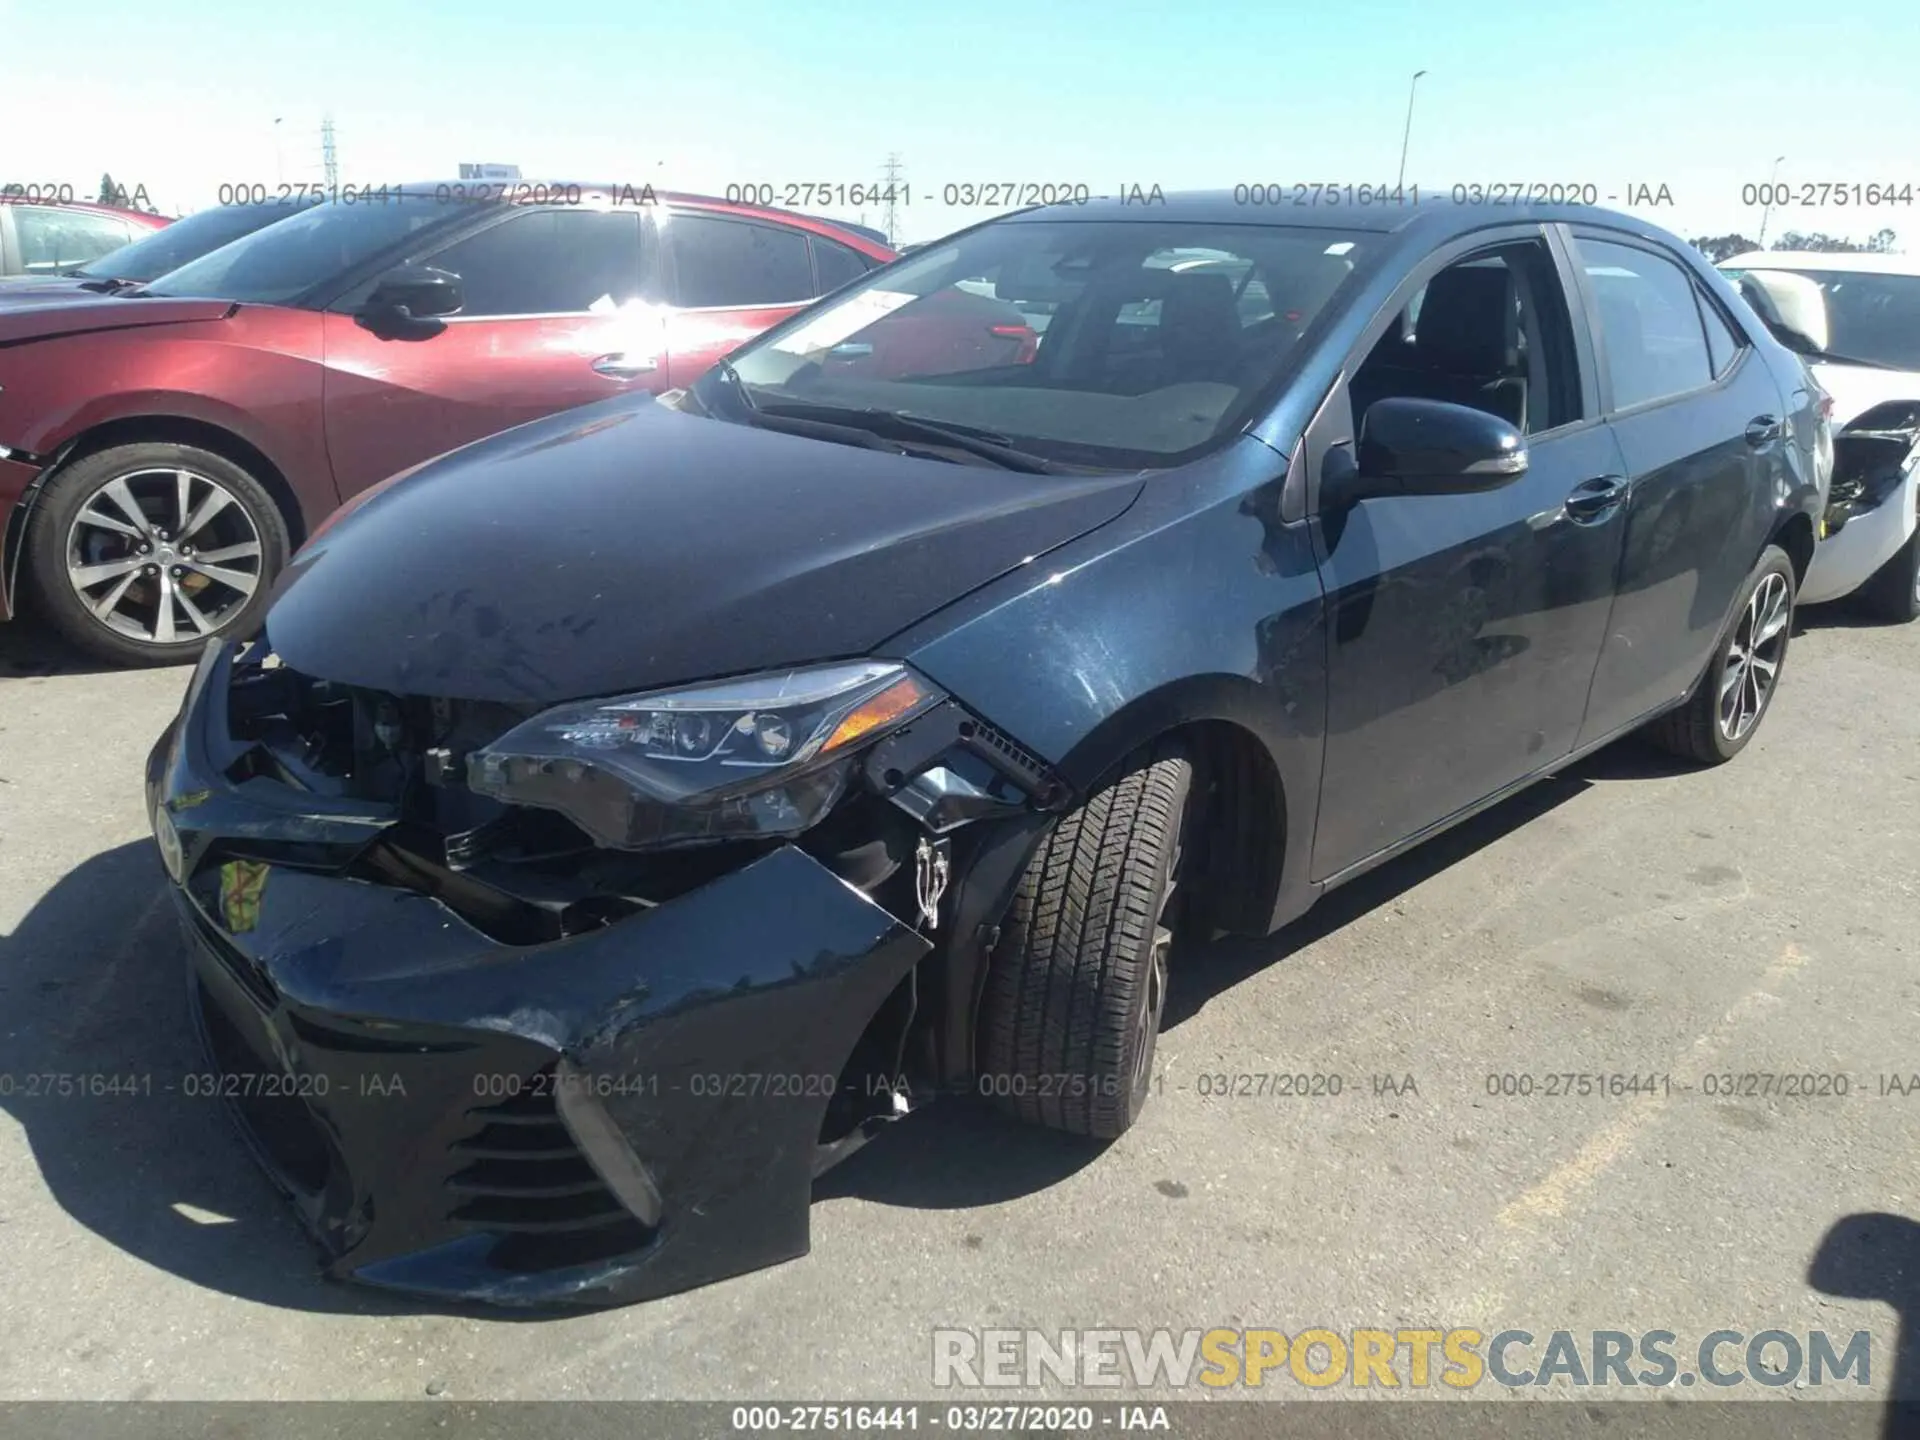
(1332, 396, 1528, 503)
(361, 266, 463, 323)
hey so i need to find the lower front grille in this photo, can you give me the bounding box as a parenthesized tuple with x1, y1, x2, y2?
(193, 974, 334, 1195)
(448, 1074, 654, 1272)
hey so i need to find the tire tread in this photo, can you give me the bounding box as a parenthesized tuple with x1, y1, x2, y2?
(980, 741, 1191, 1138)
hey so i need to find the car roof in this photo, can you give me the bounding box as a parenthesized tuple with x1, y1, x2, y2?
(995, 188, 1665, 239)
(1720, 250, 1920, 276)
(0, 197, 170, 225)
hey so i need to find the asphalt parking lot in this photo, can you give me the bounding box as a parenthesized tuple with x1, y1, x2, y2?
(0, 605, 1915, 1409)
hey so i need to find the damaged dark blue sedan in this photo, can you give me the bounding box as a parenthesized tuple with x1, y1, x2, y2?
(146, 193, 1825, 1307)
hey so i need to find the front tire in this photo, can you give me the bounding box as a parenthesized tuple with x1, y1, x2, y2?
(22, 442, 289, 667)
(977, 741, 1194, 1140)
(1642, 544, 1795, 765)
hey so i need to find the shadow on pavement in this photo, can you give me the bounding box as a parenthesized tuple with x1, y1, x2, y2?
(0, 840, 504, 1320)
(1811, 1212, 1920, 1436)
(1163, 759, 1597, 1032)
(1795, 597, 1898, 635)
(0, 723, 1760, 1311)
(0, 608, 175, 680)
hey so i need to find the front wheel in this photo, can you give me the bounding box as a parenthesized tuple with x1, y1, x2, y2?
(1642, 544, 1796, 765)
(977, 741, 1194, 1140)
(22, 442, 289, 667)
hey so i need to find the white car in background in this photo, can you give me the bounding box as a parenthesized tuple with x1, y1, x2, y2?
(1721, 251, 1920, 621)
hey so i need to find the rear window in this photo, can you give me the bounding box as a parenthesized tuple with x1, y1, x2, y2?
(666, 213, 816, 307)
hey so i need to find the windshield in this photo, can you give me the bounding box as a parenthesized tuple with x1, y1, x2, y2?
(74, 202, 317, 282)
(708, 220, 1371, 468)
(1724, 266, 1920, 370)
(141, 194, 460, 305)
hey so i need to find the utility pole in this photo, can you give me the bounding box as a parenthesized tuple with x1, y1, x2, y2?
(1757, 154, 1786, 248)
(321, 114, 339, 192)
(882, 152, 904, 248)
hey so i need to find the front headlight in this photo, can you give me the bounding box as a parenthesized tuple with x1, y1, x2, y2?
(468, 661, 944, 850)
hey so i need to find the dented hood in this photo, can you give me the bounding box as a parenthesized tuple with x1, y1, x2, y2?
(264, 393, 1144, 704)
(1811, 361, 1920, 428)
(0, 294, 234, 344)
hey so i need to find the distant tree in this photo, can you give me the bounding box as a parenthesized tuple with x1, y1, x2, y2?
(1688, 233, 1760, 263)
(1867, 227, 1899, 253)
(1769, 230, 1886, 253)
(98, 171, 117, 205)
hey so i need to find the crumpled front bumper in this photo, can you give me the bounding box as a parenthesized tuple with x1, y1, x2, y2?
(1806, 463, 1918, 605)
(144, 640, 931, 1307)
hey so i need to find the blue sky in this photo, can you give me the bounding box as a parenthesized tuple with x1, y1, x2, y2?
(2, 0, 1913, 246)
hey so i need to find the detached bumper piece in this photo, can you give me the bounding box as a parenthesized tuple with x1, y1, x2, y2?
(147, 640, 931, 1307)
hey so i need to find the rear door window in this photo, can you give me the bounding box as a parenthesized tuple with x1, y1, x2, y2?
(1574, 238, 1714, 410)
(667, 213, 816, 307)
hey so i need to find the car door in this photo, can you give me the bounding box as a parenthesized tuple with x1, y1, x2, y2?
(1566, 231, 1786, 745)
(1309, 229, 1629, 880)
(656, 208, 828, 388)
(320, 204, 665, 500)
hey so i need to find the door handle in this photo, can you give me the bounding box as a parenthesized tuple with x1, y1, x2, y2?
(592, 352, 658, 379)
(1564, 474, 1628, 522)
(1744, 414, 1784, 446)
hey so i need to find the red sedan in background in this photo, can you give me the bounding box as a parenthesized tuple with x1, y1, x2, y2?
(0, 184, 893, 664)
(0, 196, 170, 279)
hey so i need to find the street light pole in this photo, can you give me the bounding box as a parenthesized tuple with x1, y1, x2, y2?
(1397, 70, 1428, 192)
(274, 117, 285, 186)
(1757, 154, 1786, 247)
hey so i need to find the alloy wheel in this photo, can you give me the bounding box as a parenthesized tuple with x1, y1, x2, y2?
(1717, 570, 1791, 742)
(64, 467, 264, 645)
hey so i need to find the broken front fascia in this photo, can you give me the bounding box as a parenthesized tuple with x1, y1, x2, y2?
(144, 637, 1065, 1306)
(1824, 403, 1920, 537)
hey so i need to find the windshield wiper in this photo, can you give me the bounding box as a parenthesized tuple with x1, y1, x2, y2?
(74, 276, 142, 294)
(754, 400, 1064, 473)
(710, 381, 914, 457)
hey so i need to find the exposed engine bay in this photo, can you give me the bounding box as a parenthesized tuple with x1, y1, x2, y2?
(1825, 400, 1920, 537)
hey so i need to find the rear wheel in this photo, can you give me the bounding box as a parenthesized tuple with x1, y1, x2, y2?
(1852, 516, 1919, 624)
(977, 741, 1194, 1140)
(1642, 544, 1795, 765)
(22, 442, 288, 667)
